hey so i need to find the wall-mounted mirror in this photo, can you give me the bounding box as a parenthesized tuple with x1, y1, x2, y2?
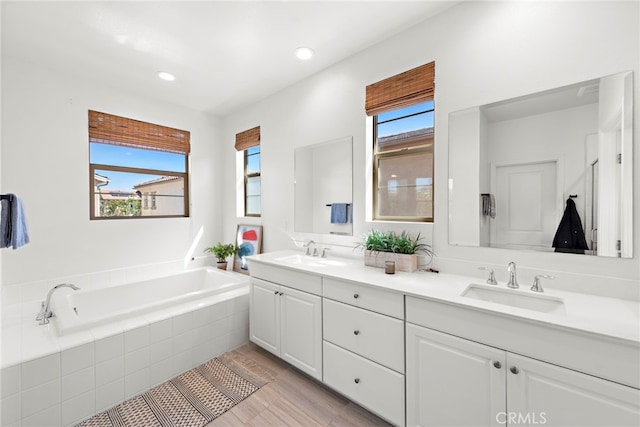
(449, 71, 633, 258)
(294, 136, 353, 236)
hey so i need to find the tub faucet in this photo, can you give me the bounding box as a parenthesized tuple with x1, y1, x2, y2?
(507, 262, 519, 289)
(36, 283, 80, 325)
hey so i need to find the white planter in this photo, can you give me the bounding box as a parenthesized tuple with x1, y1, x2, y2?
(363, 250, 418, 272)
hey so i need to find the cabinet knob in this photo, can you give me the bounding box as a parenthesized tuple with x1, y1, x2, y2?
(354, 378, 360, 384)
(353, 293, 359, 299)
(274, 290, 278, 294)
(279, 292, 284, 296)
(353, 330, 360, 335)
(510, 366, 519, 375)
(493, 361, 502, 369)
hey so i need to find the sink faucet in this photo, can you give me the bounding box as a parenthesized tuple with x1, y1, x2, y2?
(531, 274, 554, 293)
(303, 240, 318, 256)
(478, 267, 497, 285)
(36, 283, 80, 325)
(507, 261, 519, 289)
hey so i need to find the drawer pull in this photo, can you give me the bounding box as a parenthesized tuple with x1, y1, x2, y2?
(493, 361, 502, 369)
(510, 366, 519, 375)
(353, 330, 360, 336)
(353, 293, 359, 299)
(354, 378, 360, 384)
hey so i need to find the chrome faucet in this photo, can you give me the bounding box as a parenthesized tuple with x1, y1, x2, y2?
(531, 274, 554, 293)
(507, 261, 519, 289)
(36, 283, 80, 325)
(478, 267, 497, 285)
(303, 240, 318, 256)
(321, 247, 331, 258)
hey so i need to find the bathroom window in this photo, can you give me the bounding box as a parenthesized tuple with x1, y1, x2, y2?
(89, 110, 190, 219)
(366, 62, 435, 222)
(236, 126, 261, 217)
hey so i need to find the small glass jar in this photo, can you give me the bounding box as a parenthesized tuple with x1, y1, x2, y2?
(385, 260, 396, 274)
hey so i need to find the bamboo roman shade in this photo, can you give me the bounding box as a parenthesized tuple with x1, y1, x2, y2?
(235, 126, 261, 151)
(365, 62, 435, 116)
(88, 110, 191, 154)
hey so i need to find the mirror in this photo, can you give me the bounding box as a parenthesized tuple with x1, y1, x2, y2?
(294, 136, 353, 236)
(449, 71, 633, 258)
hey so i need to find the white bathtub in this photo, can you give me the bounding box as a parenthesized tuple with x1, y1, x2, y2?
(51, 267, 248, 335)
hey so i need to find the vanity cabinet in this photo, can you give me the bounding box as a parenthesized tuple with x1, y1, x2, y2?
(249, 264, 323, 381)
(406, 316, 640, 427)
(322, 277, 405, 426)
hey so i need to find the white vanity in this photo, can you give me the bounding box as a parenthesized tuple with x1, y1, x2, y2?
(248, 250, 640, 427)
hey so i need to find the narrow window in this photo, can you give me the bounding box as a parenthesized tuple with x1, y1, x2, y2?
(235, 126, 261, 217)
(89, 110, 190, 219)
(366, 62, 435, 222)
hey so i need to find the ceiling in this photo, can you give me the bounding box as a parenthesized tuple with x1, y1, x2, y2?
(2, 1, 459, 116)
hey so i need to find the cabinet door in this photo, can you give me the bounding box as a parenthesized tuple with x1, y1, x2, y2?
(280, 286, 323, 380)
(249, 278, 280, 355)
(507, 353, 640, 427)
(406, 324, 506, 427)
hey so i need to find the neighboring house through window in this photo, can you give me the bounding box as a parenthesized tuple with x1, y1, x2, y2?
(235, 126, 261, 217)
(366, 62, 435, 222)
(89, 110, 190, 219)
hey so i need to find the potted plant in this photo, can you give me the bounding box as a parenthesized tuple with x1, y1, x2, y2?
(358, 230, 432, 272)
(204, 243, 237, 270)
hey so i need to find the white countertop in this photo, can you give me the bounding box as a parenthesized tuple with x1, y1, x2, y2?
(249, 250, 640, 346)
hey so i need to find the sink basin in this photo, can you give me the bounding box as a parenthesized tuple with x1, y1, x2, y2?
(461, 284, 565, 315)
(274, 254, 349, 267)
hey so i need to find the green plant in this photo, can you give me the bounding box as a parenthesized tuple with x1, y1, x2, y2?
(359, 230, 432, 255)
(204, 242, 237, 263)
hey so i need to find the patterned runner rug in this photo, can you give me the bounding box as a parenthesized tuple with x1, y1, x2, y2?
(78, 353, 270, 427)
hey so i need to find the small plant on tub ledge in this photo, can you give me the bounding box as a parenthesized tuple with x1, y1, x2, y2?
(204, 243, 237, 270)
(358, 230, 433, 272)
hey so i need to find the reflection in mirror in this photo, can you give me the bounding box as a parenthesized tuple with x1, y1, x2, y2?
(294, 136, 353, 236)
(449, 71, 633, 258)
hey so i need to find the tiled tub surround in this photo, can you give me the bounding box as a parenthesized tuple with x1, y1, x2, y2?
(1, 265, 250, 427)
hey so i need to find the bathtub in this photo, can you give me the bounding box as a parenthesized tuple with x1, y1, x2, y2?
(51, 267, 247, 335)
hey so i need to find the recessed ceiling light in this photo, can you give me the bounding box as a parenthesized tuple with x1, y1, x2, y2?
(295, 47, 314, 60)
(157, 71, 175, 81)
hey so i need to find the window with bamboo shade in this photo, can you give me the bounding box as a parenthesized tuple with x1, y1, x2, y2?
(236, 126, 261, 217)
(366, 62, 435, 222)
(88, 110, 190, 219)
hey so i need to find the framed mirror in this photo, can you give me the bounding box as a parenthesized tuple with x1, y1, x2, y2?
(294, 136, 353, 236)
(449, 71, 633, 258)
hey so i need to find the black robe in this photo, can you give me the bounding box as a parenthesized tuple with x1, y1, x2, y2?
(552, 198, 589, 254)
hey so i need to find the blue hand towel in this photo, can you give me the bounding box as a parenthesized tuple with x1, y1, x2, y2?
(1, 194, 30, 249)
(330, 203, 351, 224)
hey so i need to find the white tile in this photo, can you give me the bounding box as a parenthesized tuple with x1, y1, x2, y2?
(172, 331, 193, 354)
(192, 307, 211, 328)
(172, 350, 192, 376)
(21, 378, 60, 419)
(149, 358, 173, 387)
(192, 341, 215, 366)
(21, 353, 60, 391)
(209, 317, 232, 339)
(229, 326, 249, 350)
(61, 342, 94, 376)
(211, 334, 230, 357)
(230, 293, 249, 312)
(94, 334, 123, 363)
(172, 312, 193, 335)
(2, 364, 21, 398)
(124, 368, 149, 399)
(125, 347, 149, 376)
(230, 309, 249, 329)
(149, 339, 172, 365)
(20, 280, 47, 304)
(95, 356, 124, 387)
(1, 393, 20, 426)
(61, 366, 94, 401)
(148, 318, 172, 343)
(61, 389, 95, 427)
(192, 323, 213, 345)
(210, 300, 230, 322)
(22, 403, 60, 427)
(95, 378, 124, 412)
(124, 325, 149, 353)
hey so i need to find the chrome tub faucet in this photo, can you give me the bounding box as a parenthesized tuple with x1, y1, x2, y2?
(507, 261, 519, 289)
(36, 283, 80, 325)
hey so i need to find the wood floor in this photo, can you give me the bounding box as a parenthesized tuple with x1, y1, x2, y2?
(205, 342, 392, 427)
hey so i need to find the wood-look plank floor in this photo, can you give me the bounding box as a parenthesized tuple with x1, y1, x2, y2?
(206, 343, 393, 427)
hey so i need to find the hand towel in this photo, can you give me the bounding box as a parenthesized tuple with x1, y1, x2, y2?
(1, 194, 30, 249)
(330, 203, 350, 224)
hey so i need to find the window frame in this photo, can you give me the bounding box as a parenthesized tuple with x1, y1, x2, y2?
(243, 146, 261, 217)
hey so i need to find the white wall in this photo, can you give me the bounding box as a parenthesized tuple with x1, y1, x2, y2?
(1, 56, 224, 285)
(222, 1, 640, 290)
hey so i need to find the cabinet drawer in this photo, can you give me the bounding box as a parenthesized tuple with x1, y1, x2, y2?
(323, 277, 403, 319)
(323, 341, 404, 426)
(249, 262, 322, 295)
(323, 299, 404, 373)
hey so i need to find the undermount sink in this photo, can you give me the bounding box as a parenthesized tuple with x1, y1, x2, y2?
(274, 254, 350, 267)
(461, 284, 566, 315)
